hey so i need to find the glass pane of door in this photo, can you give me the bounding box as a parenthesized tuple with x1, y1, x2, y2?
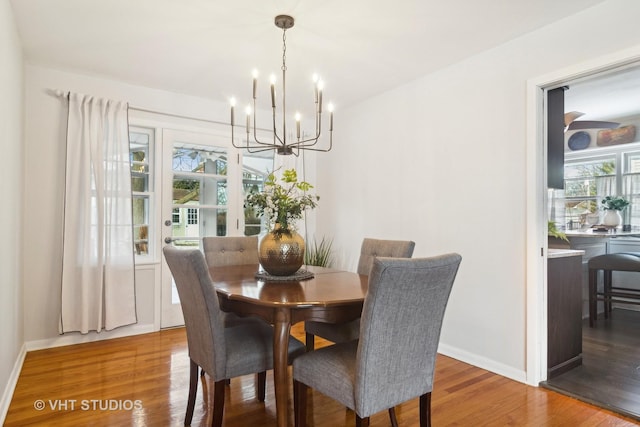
(161, 129, 235, 328)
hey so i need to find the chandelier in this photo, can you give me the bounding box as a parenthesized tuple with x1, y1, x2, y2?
(230, 15, 334, 156)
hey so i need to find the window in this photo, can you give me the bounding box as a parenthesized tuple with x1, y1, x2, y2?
(552, 143, 640, 229)
(561, 156, 616, 226)
(130, 127, 154, 257)
(187, 208, 198, 224)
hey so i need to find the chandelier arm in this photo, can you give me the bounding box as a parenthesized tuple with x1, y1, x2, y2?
(288, 135, 319, 148)
(245, 108, 282, 149)
(270, 109, 285, 147)
(291, 127, 333, 151)
(289, 114, 322, 147)
(290, 135, 332, 152)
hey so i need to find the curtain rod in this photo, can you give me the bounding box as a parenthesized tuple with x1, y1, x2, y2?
(48, 88, 267, 130)
(129, 105, 229, 127)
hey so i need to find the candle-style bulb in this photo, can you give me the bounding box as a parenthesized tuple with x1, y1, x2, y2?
(313, 74, 320, 103)
(270, 74, 276, 108)
(328, 103, 334, 131)
(295, 112, 301, 139)
(252, 69, 258, 99)
(245, 105, 251, 133)
(230, 97, 236, 126)
(317, 80, 324, 114)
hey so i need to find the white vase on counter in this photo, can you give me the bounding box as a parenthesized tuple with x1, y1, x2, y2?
(603, 209, 622, 227)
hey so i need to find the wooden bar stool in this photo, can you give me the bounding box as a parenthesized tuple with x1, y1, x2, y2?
(588, 252, 640, 327)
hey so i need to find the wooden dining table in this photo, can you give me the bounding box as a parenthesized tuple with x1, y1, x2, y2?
(209, 264, 368, 427)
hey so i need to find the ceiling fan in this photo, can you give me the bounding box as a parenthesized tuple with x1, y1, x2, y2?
(564, 111, 619, 131)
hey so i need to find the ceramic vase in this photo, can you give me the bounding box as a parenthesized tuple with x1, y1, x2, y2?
(603, 209, 622, 227)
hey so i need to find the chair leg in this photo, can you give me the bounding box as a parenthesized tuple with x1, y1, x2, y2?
(212, 380, 226, 427)
(420, 392, 432, 427)
(305, 332, 315, 352)
(294, 380, 308, 427)
(257, 371, 266, 402)
(604, 270, 612, 319)
(388, 407, 399, 427)
(355, 415, 370, 427)
(185, 359, 199, 426)
(589, 268, 597, 327)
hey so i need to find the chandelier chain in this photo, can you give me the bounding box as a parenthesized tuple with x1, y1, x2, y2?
(282, 30, 287, 72)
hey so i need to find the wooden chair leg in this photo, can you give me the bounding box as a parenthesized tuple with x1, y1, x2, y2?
(355, 415, 370, 427)
(202, 366, 230, 385)
(212, 380, 226, 427)
(420, 392, 432, 427)
(388, 407, 399, 427)
(305, 332, 315, 352)
(604, 270, 612, 318)
(256, 371, 266, 402)
(294, 380, 308, 427)
(185, 359, 199, 426)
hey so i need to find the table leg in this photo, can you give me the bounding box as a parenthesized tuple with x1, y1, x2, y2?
(274, 308, 292, 427)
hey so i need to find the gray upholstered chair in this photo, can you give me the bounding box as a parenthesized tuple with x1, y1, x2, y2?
(203, 235, 259, 267)
(304, 238, 415, 351)
(293, 254, 462, 427)
(203, 236, 261, 331)
(163, 246, 305, 427)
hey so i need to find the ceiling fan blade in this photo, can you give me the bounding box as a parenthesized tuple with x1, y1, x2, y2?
(564, 111, 585, 127)
(567, 120, 619, 130)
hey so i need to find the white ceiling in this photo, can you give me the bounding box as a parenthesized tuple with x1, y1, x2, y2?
(10, 0, 620, 118)
(564, 64, 640, 122)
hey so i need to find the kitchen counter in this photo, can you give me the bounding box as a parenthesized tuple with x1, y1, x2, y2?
(565, 228, 640, 238)
(548, 248, 585, 259)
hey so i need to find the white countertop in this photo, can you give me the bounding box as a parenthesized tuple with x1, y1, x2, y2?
(548, 248, 585, 259)
(565, 228, 640, 238)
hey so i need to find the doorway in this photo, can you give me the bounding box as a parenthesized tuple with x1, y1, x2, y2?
(527, 52, 640, 419)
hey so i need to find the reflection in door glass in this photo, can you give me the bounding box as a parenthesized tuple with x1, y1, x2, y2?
(242, 151, 274, 236)
(130, 128, 153, 256)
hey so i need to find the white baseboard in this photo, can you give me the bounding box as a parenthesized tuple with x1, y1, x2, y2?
(0, 343, 27, 425)
(438, 343, 528, 385)
(25, 323, 157, 352)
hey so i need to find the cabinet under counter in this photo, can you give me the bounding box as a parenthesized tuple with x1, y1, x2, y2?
(547, 249, 584, 379)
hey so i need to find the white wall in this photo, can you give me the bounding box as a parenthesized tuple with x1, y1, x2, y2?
(316, 0, 640, 382)
(0, 0, 24, 421)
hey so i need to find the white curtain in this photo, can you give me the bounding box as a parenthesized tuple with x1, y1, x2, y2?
(60, 93, 137, 334)
(595, 175, 616, 203)
(623, 173, 640, 225)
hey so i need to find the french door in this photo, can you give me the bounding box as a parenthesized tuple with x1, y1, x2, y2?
(159, 128, 273, 327)
(159, 129, 239, 326)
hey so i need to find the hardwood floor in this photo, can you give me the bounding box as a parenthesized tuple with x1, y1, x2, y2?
(542, 308, 640, 422)
(5, 323, 638, 426)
